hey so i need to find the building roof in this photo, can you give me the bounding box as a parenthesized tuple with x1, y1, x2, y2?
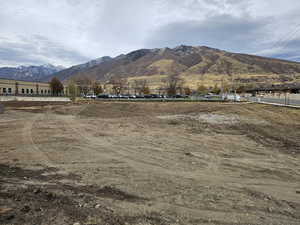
(0, 77, 50, 85)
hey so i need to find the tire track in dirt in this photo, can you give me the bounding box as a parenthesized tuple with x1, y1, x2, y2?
(155, 201, 300, 225)
(63, 117, 167, 168)
(60, 116, 242, 185)
(30, 115, 113, 165)
(39, 102, 132, 167)
(21, 104, 104, 168)
(62, 116, 190, 168)
(60, 114, 300, 210)
(6, 104, 300, 220)
(64, 114, 224, 175)
(22, 113, 55, 167)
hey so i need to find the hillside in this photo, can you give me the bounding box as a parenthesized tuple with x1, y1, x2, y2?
(0, 64, 64, 82)
(42, 56, 112, 82)
(48, 45, 300, 89)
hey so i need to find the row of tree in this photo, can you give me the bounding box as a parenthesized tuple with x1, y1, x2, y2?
(65, 75, 191, 97)
(49, 74, 253, 99)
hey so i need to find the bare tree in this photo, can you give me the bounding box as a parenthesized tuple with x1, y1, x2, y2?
(67, 81, 79, 101)
(220, 78, 230, 94)
(157, 86, 166, 96)
(197, 84, 208, 95)
(73, 75, 93, 95)
(110, 78, 127, 95)
(236, 85, 246, 94)
(132, 79, 150, 95)
(183, 87, 192, 96)
(219, 59, 237, 93)
(211, 84, 221, 94)
(163, 74, 183, 97)
(92, 81, 104, 95)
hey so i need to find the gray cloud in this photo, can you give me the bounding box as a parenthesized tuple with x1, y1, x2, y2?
(0, 0, 300, 67)
(0, 35, 89, 67)
(262, 39, 300, 62)
(146, 14, 269, 53)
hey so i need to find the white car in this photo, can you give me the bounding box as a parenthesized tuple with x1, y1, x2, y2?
(222, 94, 241, 102)
(84, 94, 96, 99)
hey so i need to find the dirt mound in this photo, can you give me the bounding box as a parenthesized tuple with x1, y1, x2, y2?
(96, 186, 147, 202)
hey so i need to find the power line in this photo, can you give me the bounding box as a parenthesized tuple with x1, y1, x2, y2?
(272, 23, 300, 47)
(278, 27, 300, 50)
(271, 23, 300, 51)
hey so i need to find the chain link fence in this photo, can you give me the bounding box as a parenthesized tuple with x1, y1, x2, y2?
(247, 96, 300, 107)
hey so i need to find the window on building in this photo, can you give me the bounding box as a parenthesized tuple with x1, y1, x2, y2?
(22, 89, 25, 94)
(48, 90, 50, 94)
(8, 88, 12, 93)
(3, 88, 6, 93)
(41, 90, 44, 94)
(31, 89, 33, 94)
(26, 89, 29, 94)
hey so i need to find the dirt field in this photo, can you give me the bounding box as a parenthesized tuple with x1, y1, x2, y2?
(0, 101, 300, 225)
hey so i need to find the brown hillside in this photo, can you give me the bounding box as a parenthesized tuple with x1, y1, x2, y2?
(51, 45, 300, 89)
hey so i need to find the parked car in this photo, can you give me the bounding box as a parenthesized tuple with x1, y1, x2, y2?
(173, 94, 184, 98)
(222, 94, 241, 102)
(204, 94, 219, 99)
(84, 94, 96, 99)
(121, 95, 131, 99)
(150, 94, 161, 98)
(97, 94, 111, 99)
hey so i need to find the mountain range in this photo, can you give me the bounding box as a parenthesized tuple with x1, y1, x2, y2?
(41, 56, 113, 82)
(2, 45, 300, 89)
(0, 64, 64, 81)
(47, 45, 300, 89)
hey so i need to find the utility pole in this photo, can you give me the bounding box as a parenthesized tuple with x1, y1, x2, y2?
(284, 91, 288, 105)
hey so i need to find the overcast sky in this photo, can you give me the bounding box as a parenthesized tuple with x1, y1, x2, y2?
(1, 0, 300, 67)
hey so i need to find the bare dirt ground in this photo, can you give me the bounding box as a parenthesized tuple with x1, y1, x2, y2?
(0, 101, 300, 225)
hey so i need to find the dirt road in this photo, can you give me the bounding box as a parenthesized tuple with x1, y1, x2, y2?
(0, 101, 299, 225)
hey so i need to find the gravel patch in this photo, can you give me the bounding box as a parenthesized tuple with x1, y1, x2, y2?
(158, 113, 268, 125)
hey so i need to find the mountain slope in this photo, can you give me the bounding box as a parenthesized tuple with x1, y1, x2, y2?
(42, 56, 113, 82)
(49, 46, 300, 88)
(0, 64, 64, 82)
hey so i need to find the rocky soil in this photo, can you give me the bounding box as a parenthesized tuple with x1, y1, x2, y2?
(0, 101, 299, 225)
